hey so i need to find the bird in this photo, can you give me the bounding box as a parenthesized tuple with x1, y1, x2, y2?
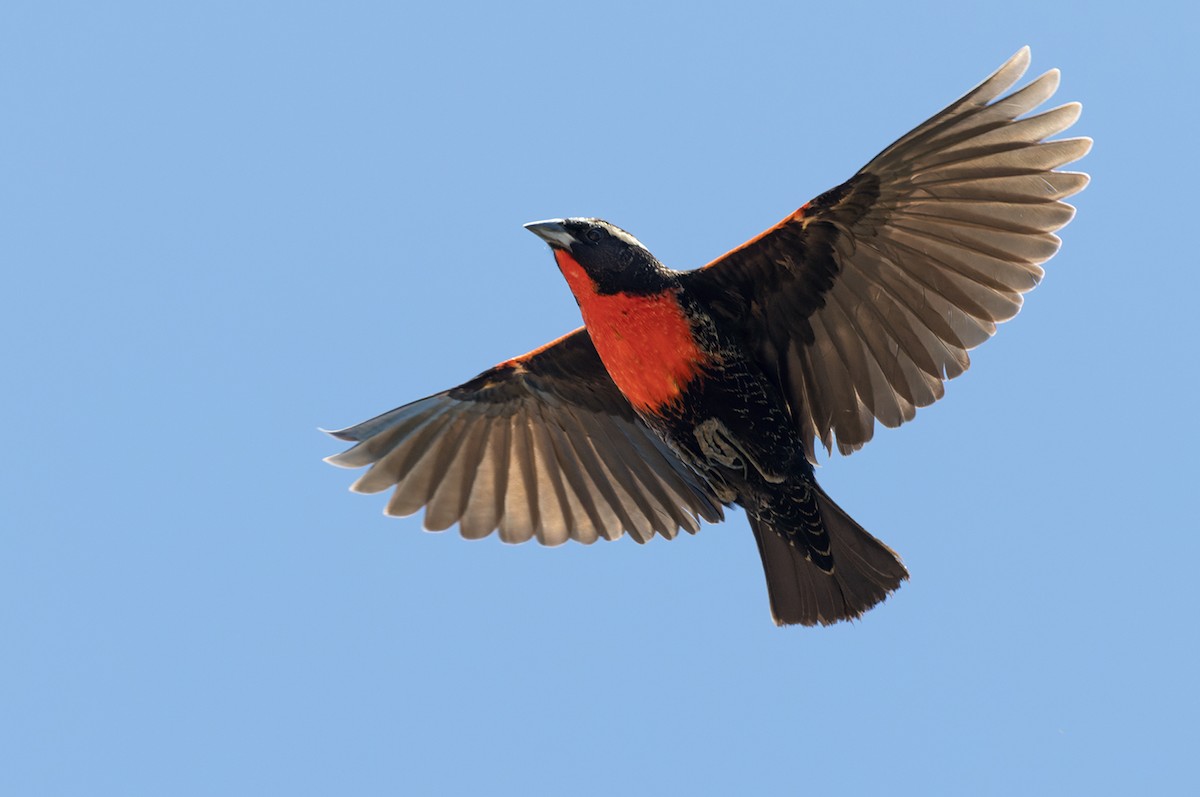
(324, 47, 1089, 626)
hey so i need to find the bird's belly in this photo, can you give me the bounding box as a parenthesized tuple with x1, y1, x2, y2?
(641, 352, 812, 493)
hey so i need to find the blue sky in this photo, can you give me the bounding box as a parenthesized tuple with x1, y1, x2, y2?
(3, 2, 1196, 795)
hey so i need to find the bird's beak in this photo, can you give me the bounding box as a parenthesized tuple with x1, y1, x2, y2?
(524, 219, 575, 250)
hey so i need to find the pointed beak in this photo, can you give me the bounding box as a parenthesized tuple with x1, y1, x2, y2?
(524, 219, 576, 250)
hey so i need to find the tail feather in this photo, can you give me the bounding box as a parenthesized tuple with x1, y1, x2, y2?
(749, 485, 908, 626)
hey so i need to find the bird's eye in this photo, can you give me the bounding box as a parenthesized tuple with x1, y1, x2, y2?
(584, 228, 603, 243)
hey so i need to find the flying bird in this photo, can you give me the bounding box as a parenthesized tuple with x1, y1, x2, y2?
(325, 48, 1090, 626)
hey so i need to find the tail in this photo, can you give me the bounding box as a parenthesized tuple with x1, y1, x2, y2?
(748, 483, 908, 626)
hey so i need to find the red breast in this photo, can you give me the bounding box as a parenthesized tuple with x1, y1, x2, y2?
(554, 249, 706, 415)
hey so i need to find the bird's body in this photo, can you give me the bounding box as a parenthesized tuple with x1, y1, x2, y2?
(326, 48, 1090, 625)
(527, 219, 910, 621)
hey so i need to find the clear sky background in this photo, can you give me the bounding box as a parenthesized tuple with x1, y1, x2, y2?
(3, 2, 1196, 795)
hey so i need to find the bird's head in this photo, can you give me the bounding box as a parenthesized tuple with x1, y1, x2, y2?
(524, 218, 673, 296)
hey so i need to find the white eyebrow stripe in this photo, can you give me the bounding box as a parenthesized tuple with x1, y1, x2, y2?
(607, 225, 646, 249)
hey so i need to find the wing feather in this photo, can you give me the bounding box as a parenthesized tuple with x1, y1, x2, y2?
(326, 329, 724, 544)
(459, 417, 510, 540)
(541, 419, 607, 543)
(424, 415, 489, 532)
(687, 48, 1089, 458)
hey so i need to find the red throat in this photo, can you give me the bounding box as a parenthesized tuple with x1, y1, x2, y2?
(554, 249, 706, 414)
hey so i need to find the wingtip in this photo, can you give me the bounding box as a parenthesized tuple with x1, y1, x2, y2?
(320, 425, 360, 442)
(1003, 45, 1032, 75)
(1057, 100, 1082, 124)
(323, 451, 356, 468)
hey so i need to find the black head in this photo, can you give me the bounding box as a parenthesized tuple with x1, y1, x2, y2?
(524, 218, 673, 295)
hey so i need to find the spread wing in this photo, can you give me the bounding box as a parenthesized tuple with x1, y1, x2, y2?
(325, 329, 725, 545)
(685, 47, 1090, 461)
